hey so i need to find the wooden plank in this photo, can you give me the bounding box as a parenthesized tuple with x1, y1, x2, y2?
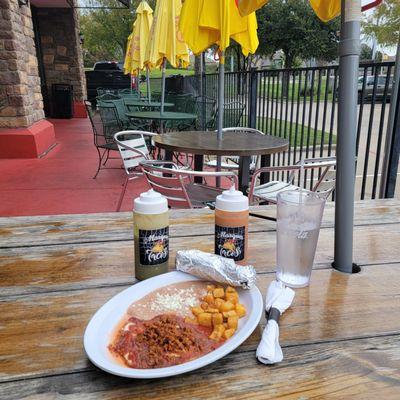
(1, 200, 399, 248)
(1, 334, 399, 399)
(1, 223, 400, 296)
(1, 265, 399, 382)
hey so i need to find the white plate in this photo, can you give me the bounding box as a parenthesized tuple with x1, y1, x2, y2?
(84, 271, 263, 379)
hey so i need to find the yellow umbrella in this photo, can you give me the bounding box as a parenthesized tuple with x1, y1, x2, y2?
(124, 1, 153, 75)
(308, 0, 340, 22)
(145, 0, 189, 115)
(180, 0, 258, 58)
(124, 1, 153, 98)
(236, 0, 340, 22)
(179, 0, 258, 162)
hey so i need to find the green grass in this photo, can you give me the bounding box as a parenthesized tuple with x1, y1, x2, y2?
(258, 76, 334, 102)
(256, 117, 336, 147)
(148, 68, 194, 78)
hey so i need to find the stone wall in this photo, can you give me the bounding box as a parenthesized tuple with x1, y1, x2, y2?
(35, 6, 86, 107)
(0, 0, 44, 128)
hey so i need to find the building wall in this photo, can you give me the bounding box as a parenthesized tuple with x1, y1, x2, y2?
(35, 6, 86, 107)
(0, 0, 44, 128)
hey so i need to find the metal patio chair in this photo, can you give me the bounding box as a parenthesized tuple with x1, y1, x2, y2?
(205, 127, 263, 171)
(96, 88, 119, 97)
(85, 101, 120, 179)
(139, 160, 238, 209)
(248, 157, 336, 205)
(98, 97, 148, 131)
(209, 100, 246, 131)
(114, 130, 158, 211)
(193, 95, 216, 130)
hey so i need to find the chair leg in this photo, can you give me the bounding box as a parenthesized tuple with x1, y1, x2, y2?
(103, 149, 110, 166)
(93, 147, 106, 179)
(116, 176, 129, 212)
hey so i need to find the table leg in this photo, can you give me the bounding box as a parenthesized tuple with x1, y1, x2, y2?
(260, 154, 271, 185)
(238, 156, 251, 194)
(194, 154, 204, 184)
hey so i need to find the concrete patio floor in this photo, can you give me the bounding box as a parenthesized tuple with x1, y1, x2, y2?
(0, 118, 150, 217)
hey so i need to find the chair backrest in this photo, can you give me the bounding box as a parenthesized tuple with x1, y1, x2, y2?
(97, 103, 123, 142)
(140, 161, 193, 208)
(114, 131, 151, 174)
(220, 127, 264, 165)
(194, 96, 216, 130)
(223, 101, 245, 127)
(140, 161, 238, 209)
(97, 88, 119, 97)
(98, 98, 128, 125)
(288, 157, 336, 198)
(118, 88, 139, 96)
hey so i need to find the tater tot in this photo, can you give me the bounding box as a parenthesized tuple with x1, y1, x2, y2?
(207, 284, 216, 291)
(204, 293, 214, 304)
(225, 292, 239, 304)
(191, 306, 204, 316)
(225, 286, 237, 294)
(212, 313, 223, 327)
(224, 328, 235, 339)
(198, 312, 212, 327)
(223, 310, 237, 318)
(220, 301, 235, 312)
(227, 315, 239, 330)
(214, 298, 224, 309)
(235, 304, 247, 318)
(213, 288, 225, 298)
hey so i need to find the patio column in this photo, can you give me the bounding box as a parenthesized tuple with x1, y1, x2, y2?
(0, 0, 55, 159)
(333, 0, 361, 273)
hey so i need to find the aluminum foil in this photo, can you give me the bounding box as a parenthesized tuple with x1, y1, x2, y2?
(175, 249, 257, 289)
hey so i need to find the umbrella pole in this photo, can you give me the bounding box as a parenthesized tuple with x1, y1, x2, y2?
(160, 57, 166, 134)
(216, 52, 225, 187)
(146, 66, 151, 103)
(333, 0, 361, 274)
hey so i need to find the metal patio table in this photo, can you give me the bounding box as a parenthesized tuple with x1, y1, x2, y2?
(124, 99, 174, 110)
(125, 111, 197, 133)
(153, 130, 289, 193)
(0, 200, 399, 398)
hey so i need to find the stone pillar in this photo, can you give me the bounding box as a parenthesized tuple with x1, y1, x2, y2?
(35, 5, 87, 118)
(0, 0, 55, 158)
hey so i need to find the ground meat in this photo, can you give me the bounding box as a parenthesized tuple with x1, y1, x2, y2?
(109, 314, 220, 369)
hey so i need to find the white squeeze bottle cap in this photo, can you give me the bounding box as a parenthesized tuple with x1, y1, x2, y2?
(134, 189, 168, 214)
(215, 186, 249, 212)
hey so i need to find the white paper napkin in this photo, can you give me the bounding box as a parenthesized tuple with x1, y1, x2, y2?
(256, 280, 295, 364)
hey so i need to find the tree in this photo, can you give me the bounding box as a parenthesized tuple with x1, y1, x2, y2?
(79, 0, 151, 67)
(360, 43, 373, 61)
(362, 0, 400, 47)
(256, 0, 340, 68)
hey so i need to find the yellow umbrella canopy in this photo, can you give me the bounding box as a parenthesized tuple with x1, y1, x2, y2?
(124, 1, 153, 75)
(145, 0, 190, 69)
(236, 0, 340, 22)
(180, 0, 259, 61)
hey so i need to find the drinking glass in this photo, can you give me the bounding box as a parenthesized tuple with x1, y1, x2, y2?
(276, 190, 326, 288)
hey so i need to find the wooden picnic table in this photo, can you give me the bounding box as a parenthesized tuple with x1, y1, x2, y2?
(0, 199, 400, 399)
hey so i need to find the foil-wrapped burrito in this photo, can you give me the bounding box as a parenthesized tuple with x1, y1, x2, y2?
(176, 249, 257, 289)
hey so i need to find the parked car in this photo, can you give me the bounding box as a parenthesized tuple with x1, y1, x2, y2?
(357, 75, 394, 103)
(85, 61, 131, 103)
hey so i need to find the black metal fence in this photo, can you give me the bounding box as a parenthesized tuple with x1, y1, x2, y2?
(150, 61, 399, 200)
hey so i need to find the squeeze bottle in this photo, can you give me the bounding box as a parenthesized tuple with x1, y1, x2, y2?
(215, 186, 249, 265)
(133, 189, 169, 280)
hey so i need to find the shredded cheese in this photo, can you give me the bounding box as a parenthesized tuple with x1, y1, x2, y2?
(149, 286, 204, 314)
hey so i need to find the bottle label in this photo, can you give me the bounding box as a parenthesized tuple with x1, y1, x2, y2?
(139, 227, 169, 266)
(215, 225, 245, 261)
